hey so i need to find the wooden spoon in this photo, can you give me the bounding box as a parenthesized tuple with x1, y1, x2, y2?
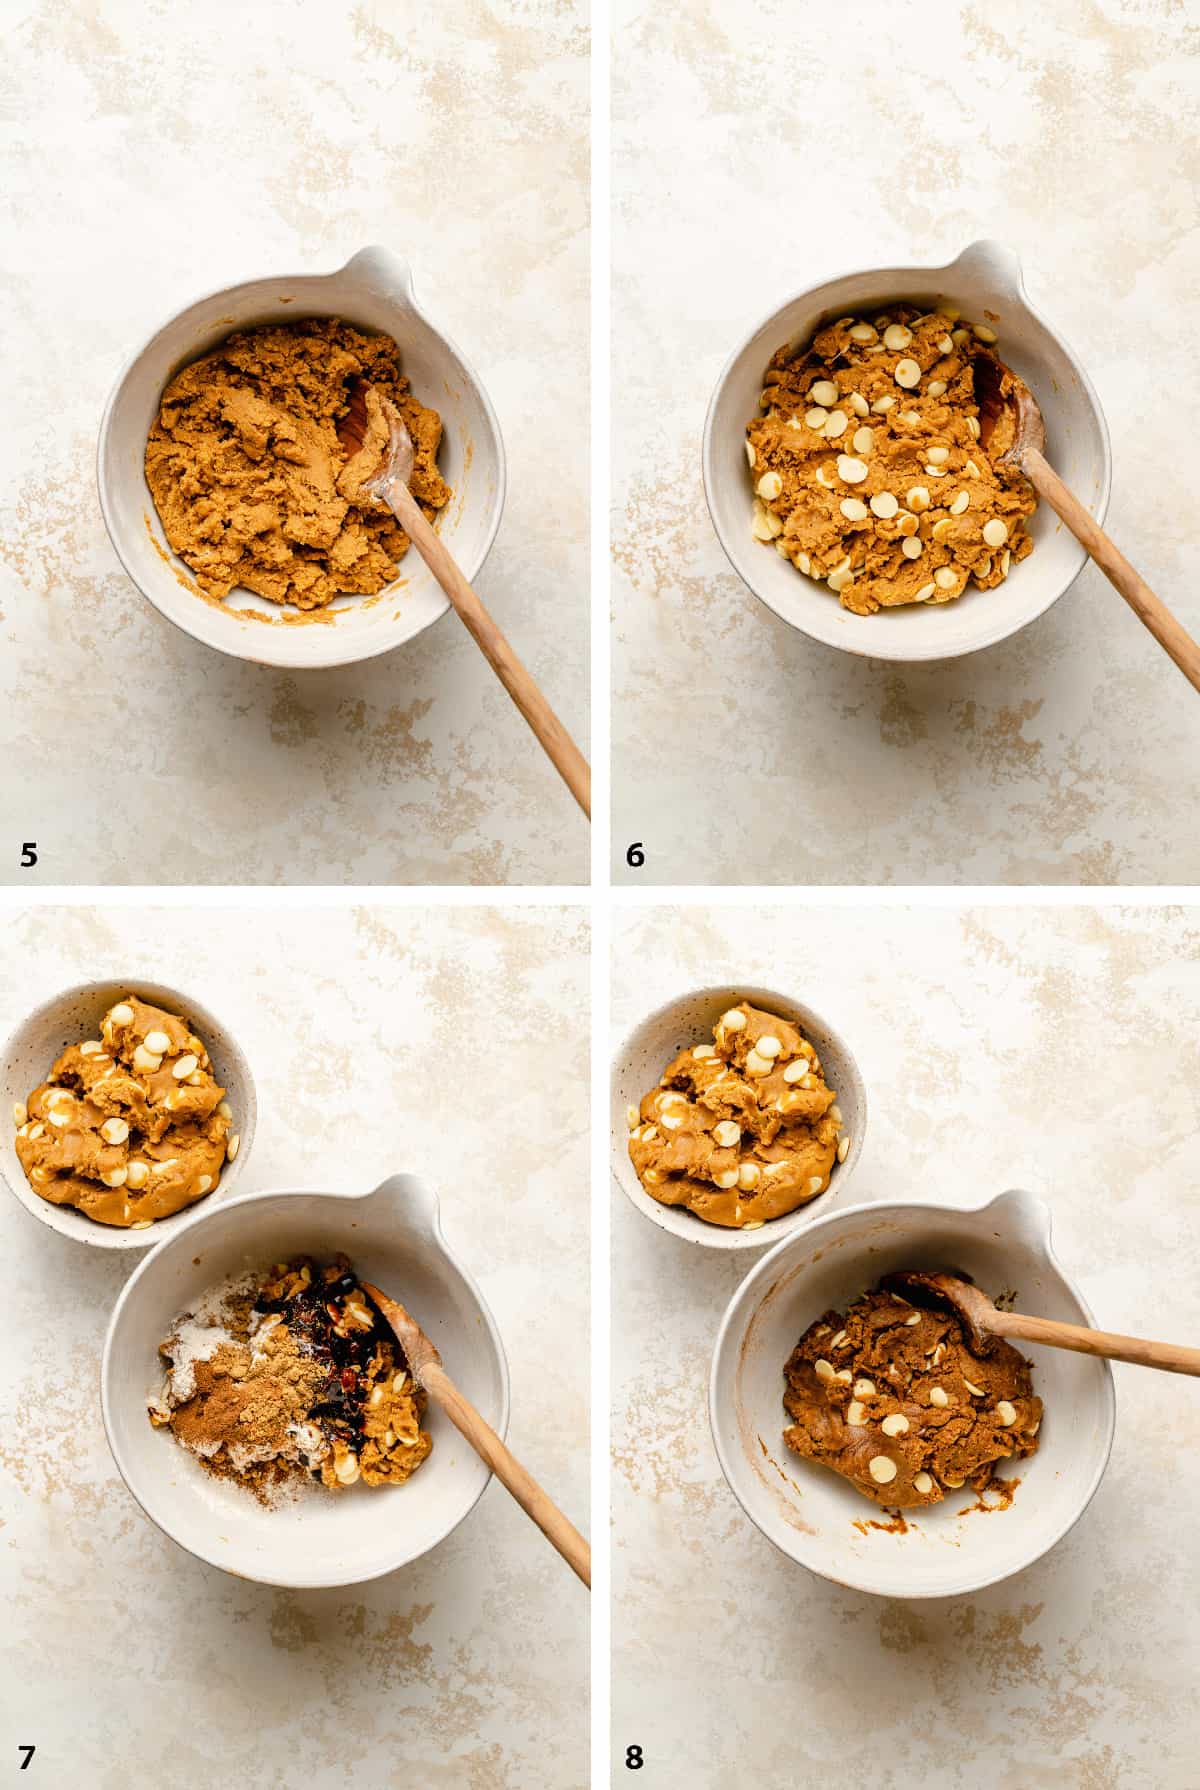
(881, 1268, 1200, 1378)
(338, 383, 591, 817)
(972, 352, 1200, 694)
(362, 1280, 591, 1587)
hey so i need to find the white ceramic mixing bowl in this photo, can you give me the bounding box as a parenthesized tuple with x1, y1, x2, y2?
(97, 245, 506, 669)
(710, 1188, 1115, 1597)
(703, 240, 1111, 662)
(101, 1173, 509, 1587)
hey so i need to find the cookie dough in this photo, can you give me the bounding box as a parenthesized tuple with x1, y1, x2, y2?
(145, 318, 451, 610)
(14, 994, 236, 1228)
(627, 1000, 845, 1228)
(783, 1286, 1042, 1509)
(746, 306, 1036, 613)
(149, 1255, 432, 1497)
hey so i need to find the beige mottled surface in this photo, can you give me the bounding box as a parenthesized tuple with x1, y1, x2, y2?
(612, 904, 1200, 1786)
(612, 0, 1200, 884)
(0, 1, 588, 886)
(0, 905, 589, 1788)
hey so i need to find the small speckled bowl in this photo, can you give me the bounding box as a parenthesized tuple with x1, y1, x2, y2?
(102, 1174, 509, 1588)
(703, 239, 1112, 662)
(611, 983, 867, 1251)
(0, 978, 256, 1251)
(710, 1189, 1116, 1598)
(97, 245, 506, 670)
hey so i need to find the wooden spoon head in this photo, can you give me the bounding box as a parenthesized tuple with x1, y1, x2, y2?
(335, 378, 415, 490)
(878, 1268, 1000, 1354)
(361, 1279, 442, 1382)
(971, 349, 1045, 466)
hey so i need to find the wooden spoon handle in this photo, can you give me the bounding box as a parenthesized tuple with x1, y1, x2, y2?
(992, 1310, 1200, 1377)
(420, 1359, 591, 1586)
(385, 480, 591, 816)
(1023, 446, 1200, 695)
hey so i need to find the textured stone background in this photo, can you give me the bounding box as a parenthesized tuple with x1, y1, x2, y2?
(612, 0, 1200, 884)
(612, 903, 1200, 1786)
(0, 904, 589, 1787)
(0, 0, 589, 885)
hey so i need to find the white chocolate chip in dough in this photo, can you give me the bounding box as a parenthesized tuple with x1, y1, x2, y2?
(881, 1413, 910, 1437)
(926, 379, 947, 398)
(811, 379, 839, 407)
(782, 1059, 809, 1083)
(934, 567, 959, 590)
(196, 1174, 213, 1195)
(851, 426, 874, 456)
(848, 321, 877, 343)
(836, 456, 868, 485)
(720, 1008, 746, 1031)
(756, 471, 783, 502)
(951, 327, 970, 346)
(80, 1040, 104, 1057)
(915, 582, 936, 602)
(848, 391, 870, 416)
(126, 1161, 150, 1189)
(902, 538, 924, 560)
(102, 1167, 128, 1189)
(1001, 548, 1012, 577)
(868, 1455, 898, 1485)
(227, 1133, 241, 1161)
(692, 1043, 716, 1059)
(964, 1379, 986, 1397)
(949, 490, 970, 515)
(814, 1358, 835, 1381)
(751, 500, 782, 541)
(12, 1101, 26, 1127)
(744, 438, 756, 468)
(966, 414, 981, 439)
(997, 1400, 1017, 1427)
(982, 518, 1009, 548)
(744, 1048, 772, 1076)
(101, 1117, 129, 1146)
(869, 491, 899, 520)
(883, 323, 913, 351)
(973, 322, 998, 343)
(824, 409, 848, 439)
(847, 1401, 866, 1426)
(713, 1120, 741, 1148)
(871, 394, 896, 415)
(108, 1003, 134, 1027)
(713, 1169, 739, 1190)
(853, 1379, 876, 1398)
(756, 1034, 782, 1059)
(738, 1162, 761, 1190)
(839, 498, 869, 522)
(907, 486, 930, 513)
(894, 358, 921, 389)
(660, 1112, 683, 1130)
(808, 1175, 824, 1195)
(172, 1053, 199, 1080)
(926, 445, 950, 465)
(805, 407, 829, 433)
(929, 1386, 950, 1407)
(913, 1472, 935, 1495)
(965, 459, 981, 479)
(827, 567, 853, 593)
(143, 1030, 170, 1056)
(132, 1045, 162, 1075)
(814, 465, 836, 489)
(626, 1104, 639, 1130)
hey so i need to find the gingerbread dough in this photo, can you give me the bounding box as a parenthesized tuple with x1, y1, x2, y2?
(627, 1000, 844, 1228)
(746, 305, 1036, 613)
(145, 318, 451, 610)
(14, 994, 234, 1227)
(783, 1287, 1042, 1509)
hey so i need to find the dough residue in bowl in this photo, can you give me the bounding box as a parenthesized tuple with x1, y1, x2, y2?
(745, 306, 1036, 613)
(148, 1254, 432, 1504)
(144, 318, 451, 611)
(13, 993, 236, 1228)
(783, 1285, 1042, 1509)
(627, 999, 847, 1228)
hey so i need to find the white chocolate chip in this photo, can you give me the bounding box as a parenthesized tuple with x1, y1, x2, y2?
(929, 1386, 950, 1408)
(824, 409, 848, 440)
(79, 1040, 104, 1056)
(931, 518, 952, 542)
(934, 567, 959, 591)
(830, 1330, 847, 1348)
(836, 1136, 850, 1162)
(973, 322, 998, 344)
(926, 445, 950, 465)
(864, 492, 896, 523)
(756, 471, 783, 501)
(751, 500, 781, 541)
(881, 1413, 910, 1437)
(827, 567, 853, 593)
(906, 486, 930, 513)
(848, 321, 877, 343)
(101, 1117, 129, 1146)
(738, 1162, 760, 1190)
(846, 1401, 867, 1427)
(1001, 548, 1012, 577)
(949, 490, 970, 515)
(848, 391, 870, 417)
(868, 1455, 898, 1485)
(814, 1358, 834, 1382)
(871, 394, 896, 414)
(811, 379, 839, 407)
(108, 1003, 134, 1027)
(756, 1034, 782, 1059)
(782, 1060, 807, 1083)
(805, 406, 829, 431)
(894, 358, 921, 389)
(851, 426, 874, 455)
(982, 518, 1009, 548)
(692, 1043, 716, 1059)
(853, 1378, 876, 1398)
(744, 1049, 773, 1077)
(12, 1102, 26, 1127)
(997, 1400, 1017, 1427)
(904, 1312, 920, 1326)
(902, 538, 924, 560)
(196, 1174, 213, 1195)
(660, 1112, 683, 1130)
(713, 1169, 739, 1190)
(882, 323, 912, 351)
(334, 1452, 361, 1486)
(926, 379, 947, 398)
(131, 1219, 155, 1231)
(963, 1379, 986, 1397)
(713, 1120, 741, 1148)
(966, 414, 981, 439)
(839, 497, 869, 522)
(226, 1133, 241, 1161)
(102, 1167, 128, 1189)
(27, 1122, 44, 1141)
(720, 1008, 746, 1032)
(132, 1045, 162, 1075)
(913, 1472, 934, 1495)
(126, 1161, 150, 1189)
(951, 327, 970, 346)
(744, 438, 756, 468)
(172, 1053, 199, 1081)
(143, 1030, 170, 1055)
(915, 582, 936, 602)
(808, 1175, 824, 1195)
(626, 1104, 639, 1129)
(836, 455, 868, 485)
